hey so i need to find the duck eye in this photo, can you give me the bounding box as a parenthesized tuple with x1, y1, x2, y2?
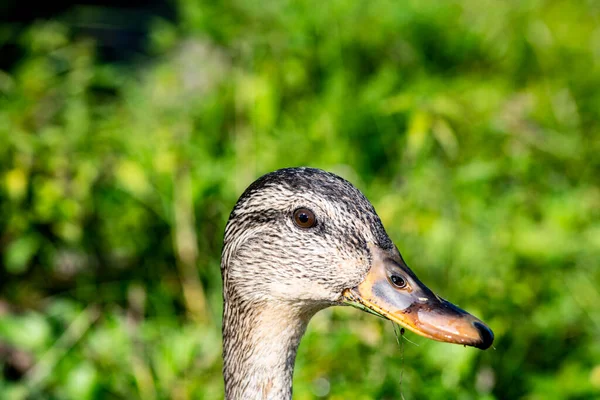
(293, 208, 316, 229)
(389, 274, 407, 289)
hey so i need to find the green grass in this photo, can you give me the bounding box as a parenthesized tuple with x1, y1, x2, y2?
(1, 0, 599, 398)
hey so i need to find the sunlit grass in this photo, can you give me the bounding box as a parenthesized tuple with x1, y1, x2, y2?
(1, 0, 600, 398)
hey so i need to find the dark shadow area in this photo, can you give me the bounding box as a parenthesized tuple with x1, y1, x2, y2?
(0, 0, 176, 70)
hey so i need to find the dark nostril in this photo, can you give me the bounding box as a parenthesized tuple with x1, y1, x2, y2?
(472, 321, 494, 350)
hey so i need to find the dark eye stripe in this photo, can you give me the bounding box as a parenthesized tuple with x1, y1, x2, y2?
(293, 208, 316, 229)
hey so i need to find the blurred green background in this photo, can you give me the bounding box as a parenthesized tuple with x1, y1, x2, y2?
(1, 0, 599, 399)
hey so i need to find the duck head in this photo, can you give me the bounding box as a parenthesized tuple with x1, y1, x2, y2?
(222, 167, 493, 349)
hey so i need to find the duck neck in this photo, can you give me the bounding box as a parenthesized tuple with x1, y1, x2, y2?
(222, 298, 312, 400)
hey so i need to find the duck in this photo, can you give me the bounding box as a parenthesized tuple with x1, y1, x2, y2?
(221, 167, 493, 399)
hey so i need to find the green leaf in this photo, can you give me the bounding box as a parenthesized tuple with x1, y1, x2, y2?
(4, 235, 40, 274)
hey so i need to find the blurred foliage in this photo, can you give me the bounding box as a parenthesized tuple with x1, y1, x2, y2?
(1, 0, 600, 399)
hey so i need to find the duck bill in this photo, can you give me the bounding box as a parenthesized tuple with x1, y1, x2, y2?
(343, 244, 494, 350)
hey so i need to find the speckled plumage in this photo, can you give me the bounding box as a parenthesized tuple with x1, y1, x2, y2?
(221, 167, 394, 399)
